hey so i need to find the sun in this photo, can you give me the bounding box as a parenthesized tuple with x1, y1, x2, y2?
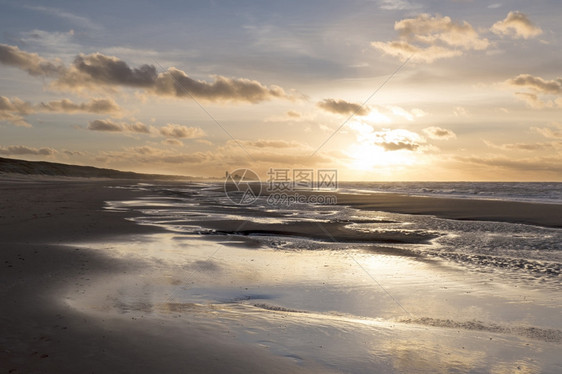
(347, 142, 417, 171)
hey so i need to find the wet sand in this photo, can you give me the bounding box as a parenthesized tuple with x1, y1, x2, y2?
(1, 176, 561, 373)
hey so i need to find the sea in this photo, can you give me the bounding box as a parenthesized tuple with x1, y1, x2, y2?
(338, 181, 562, 204)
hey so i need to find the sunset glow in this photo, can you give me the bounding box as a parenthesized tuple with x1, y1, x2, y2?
(0, 1, 560, 181)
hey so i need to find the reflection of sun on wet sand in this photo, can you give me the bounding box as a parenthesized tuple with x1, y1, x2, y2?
(1, 175, 561, 373)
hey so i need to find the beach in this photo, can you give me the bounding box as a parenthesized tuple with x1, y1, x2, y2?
(1, 176, 561, 373)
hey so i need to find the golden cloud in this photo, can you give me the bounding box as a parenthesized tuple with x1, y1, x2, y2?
(491, 11, 542, 39)
(372, 14, 489, 63)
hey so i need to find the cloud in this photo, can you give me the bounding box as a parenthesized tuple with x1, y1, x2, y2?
(508, 74, 562, 95)
(371, 41, 462, 63)
(236, 139, 301, 148)
(264, 110, 316, 123)
(381, 141, 419, 151)
(61, 53, 158, 88)
(387, 105, 426, 121)
(56, 53, 291, 103)
(491, 11, 542, 39)
(95, 140, 332, 174)
(88, 119, 123, 132)
(0, 96, 33, 114)
(0, 96, 33, 127)
(17, 29, 80, 56)
(153, 68, 290, 103)
(379, 0, 421, 10)
(456, 155, 562, 174)
(87, 119, 151, 133)
(0, 44, 64, 76)
(532, 124, 562, 139)
(100, 146, 213, 165)
(127, 122, 152, 134)
(162, 138, 183, 146)
(513, 92, 554, 109)
(0, 145, 56, 156)
(159, 124, 205, 139)
(483, 140, 559, 151)
(63, 150, 84, 157)
(217, 140, 331, 167)
(0, 96, 122, 127)
(423, 126, 456, 140)
(0, 45, 294, 104)
(507, 74, 562, 108)
(317, 99, 369, 116)
(453, 106, 469, 117)
(348, 122, 425, 151)
(39, 98, 121, 114)
(87, 120, 205, 139)
(23, 5, 102, 31)
(372, 14, 489, 63)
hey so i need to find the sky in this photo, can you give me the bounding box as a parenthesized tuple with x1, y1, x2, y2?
(0, 0, 561, 181)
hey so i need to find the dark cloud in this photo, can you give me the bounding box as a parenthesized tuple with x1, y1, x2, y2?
(39, 98, 121, 114)
(484, 140, 560, 151)
(153, 68, 289, 103)
(509, 74, 562, 95)
(380, 141, 419, 151)
(65, 53, 158, 87)
(317, 98, 369, 116)
(87, 119, 152, 133)
(423, 126, 456, 140)
(242, 139, 299, 148)
(88, 119, 123, 132)
(159, 124, 205, 138)
(0, 145, 56, 156)
(507, 74, 562, 109)
(502, 143, 546, 151)
(0, 44, 294, 103)
(63, 150, 84, 156)
(127, 122, 151, 134)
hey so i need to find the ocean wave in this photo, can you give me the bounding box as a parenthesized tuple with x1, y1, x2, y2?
(338, 181, 562, 205)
